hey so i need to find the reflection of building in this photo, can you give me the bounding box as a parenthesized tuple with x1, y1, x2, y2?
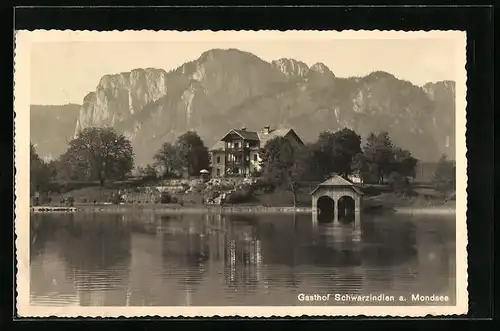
(209, 126, 304, 177)
(224, 221, 263, 287)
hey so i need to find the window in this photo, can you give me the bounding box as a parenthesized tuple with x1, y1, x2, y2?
(246, 142, 250, 148)
(216, 168, 220, 176)
(216, 156, 221, 164)
(253, 154, 258, 161)
(235, 142, 240, 148)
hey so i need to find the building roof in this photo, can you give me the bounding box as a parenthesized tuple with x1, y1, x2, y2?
(210, 141, 225, 151)
(257, 128, 301, 146)
(310, 174, 364, 196)
(220, 129, 259, 142)
(233, 129, 260, 141)
(211, 127, 303, 151)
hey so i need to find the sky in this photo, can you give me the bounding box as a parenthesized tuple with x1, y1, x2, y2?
(30, 37, 458, 105)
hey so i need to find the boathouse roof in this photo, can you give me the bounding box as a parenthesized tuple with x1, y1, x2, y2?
(310, 174, 364, 196)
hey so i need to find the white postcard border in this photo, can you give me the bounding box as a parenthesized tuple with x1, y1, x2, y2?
(14, 30, 468, 317)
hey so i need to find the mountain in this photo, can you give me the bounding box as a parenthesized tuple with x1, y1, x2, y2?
(30, 104, 81, 161)
(30, 48, 456, 165)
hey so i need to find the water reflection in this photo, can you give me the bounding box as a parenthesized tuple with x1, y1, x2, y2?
(30, 212, 456, 306)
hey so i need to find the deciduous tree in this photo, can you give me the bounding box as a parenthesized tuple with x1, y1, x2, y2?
(175, 131, 210, 177)
(59, 127, 134, 186)
(260, 137, 309, 207)
(391, 147, 418, 178)
(330, 128, 362, 177)
(433, 154, 456, 193)
(30, 143, 53, 195)
(362, 131, 395, 184)
(153, 142, 183, 178)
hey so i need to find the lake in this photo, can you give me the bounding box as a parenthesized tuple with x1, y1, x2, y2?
(29, 212, 456, 306)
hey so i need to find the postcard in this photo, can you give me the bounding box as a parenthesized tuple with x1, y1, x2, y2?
(15, 29, 467, 317)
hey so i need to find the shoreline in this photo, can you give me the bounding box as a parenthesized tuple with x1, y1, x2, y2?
(30, 203, 455, 215)
(393, 206, 456, 215)
(30, 204, 313, 214)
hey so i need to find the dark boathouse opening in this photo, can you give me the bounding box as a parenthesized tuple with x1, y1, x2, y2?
(338, 196, 355, 224)
(316, 196, 335, 223)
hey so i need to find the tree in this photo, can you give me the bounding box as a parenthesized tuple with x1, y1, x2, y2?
(60, 127, 134, 186)
(433, 154, 456, 193)
(175, 131, 210, 177)
(313, 128, 362, 179)
(391, 147, 418, 178)
(153, 142, 183, 177)
(137, 164, 158, 180)
(351, 152, 369, 184)
(297, 143, 327, 182)
(260, 137, 309, 207)
(330, 128, 362, 177)
(30, 143, 53, 196)
(359, 132, 419, 185)
(362, 131, 395, 184)
(315, 131, 337, 175)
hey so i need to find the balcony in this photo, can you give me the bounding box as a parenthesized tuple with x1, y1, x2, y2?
(225, 146, 249, 152)
(227, 159, 244, 166)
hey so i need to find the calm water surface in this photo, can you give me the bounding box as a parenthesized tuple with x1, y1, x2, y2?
(30, 212, 456, 306)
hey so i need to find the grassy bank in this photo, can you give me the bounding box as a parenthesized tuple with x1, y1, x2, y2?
(33, 180, 455, 215)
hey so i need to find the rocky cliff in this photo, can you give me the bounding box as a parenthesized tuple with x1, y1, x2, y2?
(30, 48, 457, 165)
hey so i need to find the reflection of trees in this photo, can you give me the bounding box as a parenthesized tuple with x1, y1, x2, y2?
(161, 214, 209, 294)
(57, 213, 132, 271)
(360, 215, 417, 267)
(411, 216, 456, 297)
(30, 213, 57, 261)
(255, 215, 362, 267)
(52, 213, 132, 305)
(29, 213, 133, 306)
(30, 211, 455, 305)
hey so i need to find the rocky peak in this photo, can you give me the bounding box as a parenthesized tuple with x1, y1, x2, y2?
(174, 48, 287, 111)
(271, 58, 309, 78)
(309, 62, 335, 77)
(422, 80, 456, 100)
(362, 71, 396, 83)
(75, 67, 171, 136)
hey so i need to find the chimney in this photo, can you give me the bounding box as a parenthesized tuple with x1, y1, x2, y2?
(264, 126, 271, 134)
(241, 127, 246, 131)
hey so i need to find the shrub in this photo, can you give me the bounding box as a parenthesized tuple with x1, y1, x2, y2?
(226, 187, 255, 204)
(251, 179, 275, 193)
(63, 196, 75, 207)
(388, 171, 411, 195)
(110, 193, 122, 205)
(160, 191, 172, 204)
